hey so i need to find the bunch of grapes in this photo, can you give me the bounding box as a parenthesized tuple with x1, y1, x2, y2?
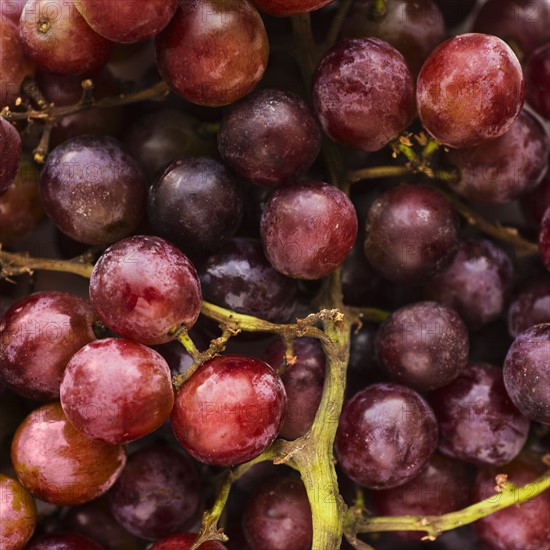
(1, 1, 549, 549)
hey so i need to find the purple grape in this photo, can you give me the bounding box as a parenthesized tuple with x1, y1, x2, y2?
(508, 277, 550, 338)
(0, 117, 21, 196)
(525, 41, 550, 120)
(26, 533, 104, 550)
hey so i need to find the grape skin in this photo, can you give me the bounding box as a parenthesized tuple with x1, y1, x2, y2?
(525, 41, 550, 120)
(251, 0, 333, 16)
(0, 117, 22, 196)
(0, 474, 36, 550)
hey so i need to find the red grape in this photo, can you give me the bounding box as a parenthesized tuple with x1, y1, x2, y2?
(155, 1, 268, 107)
(541, 207, 550, 272)
(503, 323, 550, 424)
(151, 534, 227, 550)
(525, 41, 550, 120)
(251, 0, 333, 16)
(75, 0, 178, 43)
(89, 235, 202, 345)
(0, 474, 37, 550)
(521, 174, 550, 227)
(428, 363, 530, 466)
(171, 355, 286, 466)
(19, 0, 113, 75)
(0, 117, 21, 197)
(260, 180, 358, 279)
(335, 383, 438, 489)
(0, 291, 96, 401)
(313, 38, 415, 152)
(417, 33, 525, 148)
(11, 402, 126, 505)
(26, 533, 104, 550)
(60, 338, 174, 445)
(508, 277, 550, 338)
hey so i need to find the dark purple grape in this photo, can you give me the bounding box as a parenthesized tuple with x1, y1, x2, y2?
(428, 363, 530, 465)
(251, 0, 333, 16)
(109, 446, 202, 541)
(335, 383, 438, 489)
(372, 454, 470, 540)
(89, 235, 202, 345)
(26, 533, 104, 550)
(200, 238, 297, 324)
(364, 185, 459, 285)
(417, 34, 525, 149)
(525, 41, 550, 120)
(541, 207, 550, 272)
(473, 0, 550, 57)
(447, 110, 549, 203)
(375, 301, 469, 392)
(264, 337, 325, 439)
(260, 180, 358, 279)
(19, 0, 113, 75)
(521, 175, 550, 227)
(148, 157, 243, 255)
(151, 534, 226, 550)
(342, 0, 446, 76)
(473, 453, 550, 550)
(434, 0, 477, 28)
(0, 291, 96, 401)
(40, 136, 147, 245)
(313, 38, 415, 152)
(426, 239, 514, 329)
(503, 323, 550, 424)
(242, 476, 312, 550)
(347, 322, 382, 396)
(171, 355, 286, 466)
(155, 1, 268, 107)
(218, 88, 321, 187)
(0, 117, 21, 196)
(508, 277, 550, 338)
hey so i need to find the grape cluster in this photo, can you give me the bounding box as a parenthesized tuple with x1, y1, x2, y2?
(0, 1, 549, 550)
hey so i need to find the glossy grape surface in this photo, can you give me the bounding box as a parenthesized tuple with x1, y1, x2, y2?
(61, 338, 174, 444)
(200, 238, 297, 324)
(364, 185, 459, 284)
(525, 42, 550, 120)
(260, 180, 358, 279)
(26, 533, 103, 550)
(417, 33, 525, 148)
(155, 1, 268, 106)
(40, 136, 147, 245)
(428, 363, 530, 465)
(151, 534, 227, 550)
(0, 291, 96, 401)
(218, 88, 321, 187)
(171, 355, 286, 466)
(375, 301, 469, 392)
(0, 117, 21, 196)
(447, 110, 549, 203)
(109, 446, 202, 541)
(148, 157, 243, 255)
(313, 38, 415, 152)
(19, 0, 113, 75)
(11, 403, 126, 505)
(508, 278, 550, 338)
(89, 235, 202, 345)
(503, 323, 550, 424)
(335, 383, 438, 489)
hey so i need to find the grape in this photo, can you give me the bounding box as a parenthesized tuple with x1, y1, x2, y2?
(242, 476, 312, 550)
(342, 0, 446, 76)
(0, 291, 96, 401)
(0, 474, 37, 550)
(218, 88, 321, 187)
(473, 453, 550, 550)
(251, 0, 333, 16)
(372, 454, 470, 541)
(264, 337, 325, 439)
(473, 0, 550, 57)
(60, 338, 174, 445)
(171, 355, 286, 466)
(428, 363, 530, 466)
(364, 185, 459, 285)
(0, 155, 43, 243)
(508, 277, 550, 338)
(200, 238, 297, 324)
(151, 534, 227, 550)
(0, 116, 22, 196)
(75, 0, 178, 43)
(312, 38, 415, 152)
(541, 207, 550, 272)
(434, 0, 477, 28)
(155, 1, 268, 107)
(108, 446, 202, 541)
(19, 0, 113, 76)
(447, 110, 550, 203)
(0, 18, 34, 107)
(11, 402, 126, 506)
(525, 42, 550, 120)
(89, 235, 202, 345)
(503, 323, 550, 424)
(375, 301, 469, 392)
(335, 383, 438, 489)
(148, 157, 244, 255)
(26, 533, 104, 550)
(426, 239, 514, 329)
(260, 181, 358, 279)
(522, 175, 550, 227)
(417, 34, 525, 149)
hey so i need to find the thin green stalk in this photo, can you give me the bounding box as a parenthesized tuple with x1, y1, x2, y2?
(348, 165, 412, 183)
